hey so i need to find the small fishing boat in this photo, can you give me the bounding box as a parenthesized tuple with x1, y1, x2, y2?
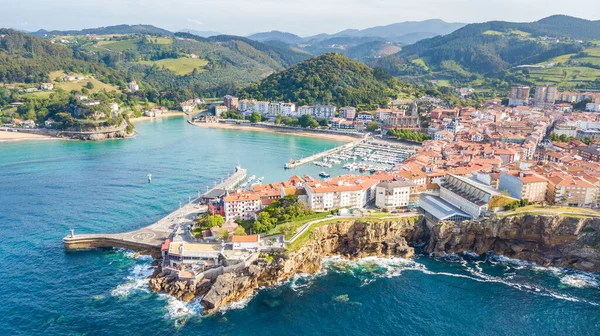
(319, 172, 331, 178)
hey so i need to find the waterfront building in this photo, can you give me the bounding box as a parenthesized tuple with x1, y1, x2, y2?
(297, 105, 313, 117)
(312, 105, 336, 120)
(223, 192, 263, 221)
(339, 107, 356, 120)
(498, 171, 548, 202)
(162, 240, 223, 272)
(356, 112, 374, 123)
(214, 105, 228, 117)
(304, 175, 378, 211)
(439, 174, 513, 218)
(238, 99, 256, 112)
(375, 180, 417, 209)
(546, 173, 597, 207)
(255, 101, 270, 115)
(232, 235, 260, 250)
(224, 95, 239, 110)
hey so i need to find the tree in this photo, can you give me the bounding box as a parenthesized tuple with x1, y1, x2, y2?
(216, 228, 229, 240)
(253, 212, 276, 233)
(366, 121, 379, 132)
(250, 112, 261, 123)
(318, 119, 329, 127)
(275, 114, 282, 125)
(85, 82, 94, 90)
(196, 214, 224, 230)
(299, 114, 315, 128)
(233, 226, 246, 236)
(308, 119, 319, 128)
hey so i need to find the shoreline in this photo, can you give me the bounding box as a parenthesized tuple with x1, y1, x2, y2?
(189, 121, 359, 142)
(0, 130, 59, 142)
(130, 112, 186, 124)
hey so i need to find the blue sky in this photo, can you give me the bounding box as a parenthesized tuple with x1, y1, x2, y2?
(1, 0, 599, 36)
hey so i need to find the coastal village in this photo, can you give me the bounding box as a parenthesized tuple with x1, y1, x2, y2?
(61, 83, 600, 287)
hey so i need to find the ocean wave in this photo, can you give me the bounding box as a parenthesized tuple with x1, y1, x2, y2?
(158, 294, 203, 319)
(560, 274, 599, 289)
(110, 263, 155, 297)
(323, 255, 426, 284)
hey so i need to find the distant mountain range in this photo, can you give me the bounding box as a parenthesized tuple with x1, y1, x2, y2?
(247, 19, 466, 45)
(31, 24, 172, 36)
(374, 15, 600, 76)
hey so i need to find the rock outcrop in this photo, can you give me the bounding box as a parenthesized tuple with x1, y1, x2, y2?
(427, 214, 600, 272)
(149, 214, 600, 315)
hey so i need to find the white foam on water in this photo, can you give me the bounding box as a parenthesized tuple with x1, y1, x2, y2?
(323, 255, 426, 282)
(560, 274, 599, 288)
(218, 293, 256, 313)
(158, 294, 202, 319)
(111, 263, 155, 297)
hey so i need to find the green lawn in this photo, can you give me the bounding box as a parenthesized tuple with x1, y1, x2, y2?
(139, 58, 209, 75)
(49, 71, 118, 93)
(510, 30, 531, 37)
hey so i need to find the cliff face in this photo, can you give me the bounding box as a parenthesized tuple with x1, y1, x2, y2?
(427, 215, 600, 272)
(149, 214, 600, 315)
(150, 217, 427, 315)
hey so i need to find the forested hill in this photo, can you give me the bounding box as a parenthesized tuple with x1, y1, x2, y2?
(238, 53, 412, 109)
(0, 29, 120, 83)
(32, 24, 172, 37)
(373, 15, 600, 76)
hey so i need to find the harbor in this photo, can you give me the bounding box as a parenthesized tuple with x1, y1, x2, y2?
(284, 138, 367, 169)
(62, 166, 247, 253)
(305, 139, 419, 173)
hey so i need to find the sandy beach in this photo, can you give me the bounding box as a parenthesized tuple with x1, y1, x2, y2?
(130, 112, 186, 123)
(189, 121, 360, 142)
(0, 130, 57, 142)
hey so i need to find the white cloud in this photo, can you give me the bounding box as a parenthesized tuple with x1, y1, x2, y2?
(187, 18, 203, 26)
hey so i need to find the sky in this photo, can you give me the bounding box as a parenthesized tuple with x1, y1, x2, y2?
(1, 0, 599, 36)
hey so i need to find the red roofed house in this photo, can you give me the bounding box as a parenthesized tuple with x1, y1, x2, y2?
(232, 235, 260, 250)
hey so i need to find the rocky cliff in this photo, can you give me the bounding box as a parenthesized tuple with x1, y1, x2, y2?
(149, 214, 600, 315)
(150, 217, 427, 314)
(427, 214, 600, 272)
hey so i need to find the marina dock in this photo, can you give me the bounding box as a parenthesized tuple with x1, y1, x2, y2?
(285, 138, 367, 169)
(63, 166, 247, 254)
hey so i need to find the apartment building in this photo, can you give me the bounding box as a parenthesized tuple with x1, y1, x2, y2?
(224, 95, 239, 110)
(312, 105, 336, 120)
(304, 176, 378, 211)
(498, 171, 548, 202)
(339, 107, 357, 120)
(223, 192, 263, 221)
(546, 174, 597, 207)
(375, 180, 417, 209)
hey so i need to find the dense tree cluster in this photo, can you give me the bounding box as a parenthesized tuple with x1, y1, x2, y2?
(387, 129, 431, 142)
(251, 195, 313, 233)
(239, 53, 405, 109)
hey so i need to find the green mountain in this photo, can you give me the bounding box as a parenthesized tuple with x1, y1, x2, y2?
(238, 53, 412, 109)
(374, 15, 600, 79)
(32, 24, 172, 37)
(247, 31, 305, 44)
(0, 28, 121, 83)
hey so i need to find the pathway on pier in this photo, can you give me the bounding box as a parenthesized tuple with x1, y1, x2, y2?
(63, 166, 247, 252)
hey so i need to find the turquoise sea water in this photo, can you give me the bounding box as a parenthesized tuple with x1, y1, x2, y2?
(1, 117, 599, 335)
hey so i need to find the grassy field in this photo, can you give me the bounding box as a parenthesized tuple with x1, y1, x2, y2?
(528, 66, 600, 87)
(411, 58, 429, 70)
(49, 71, 118, 93)
(96, 38, 141, 51)
(510, 30, 531, 37)
(139, 58, 208, 75)
(483, 30, 503, 36)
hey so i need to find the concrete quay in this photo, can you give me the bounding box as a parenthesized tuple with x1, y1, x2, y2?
(284, 138, 367, 169)
(63, 166, 247, 254)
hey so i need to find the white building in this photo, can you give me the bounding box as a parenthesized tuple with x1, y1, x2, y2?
(297, 105, 313, 117)
(304, 176, 378, 211)
(128, 81, 139, 92)
(339, 107, 356, 120)
(586, 103, 600, 112)
(312, 105, 336, 120)
(223, 192, 263, 221)
(375, 180, 416, 209)
(231, 235, 260, 250)
(356, 112, 373, 123)
(255, 101, 270, 115)
(280, 103, 296, 116)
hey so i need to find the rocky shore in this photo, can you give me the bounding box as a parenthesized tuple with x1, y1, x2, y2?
(149, 214, 600, 315)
